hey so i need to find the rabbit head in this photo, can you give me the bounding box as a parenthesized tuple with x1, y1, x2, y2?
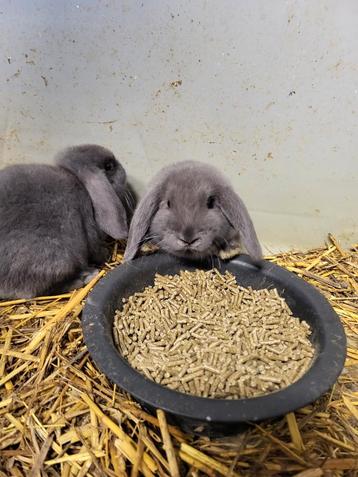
(56, 144, 131, 239)
(124, 161, 262, 262)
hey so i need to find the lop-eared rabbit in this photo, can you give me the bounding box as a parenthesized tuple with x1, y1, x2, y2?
(124, 161, 262, 264)
(0, 144, 133, 299)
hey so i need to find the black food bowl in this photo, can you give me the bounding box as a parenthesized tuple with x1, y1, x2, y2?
(82, 253, 346, 435)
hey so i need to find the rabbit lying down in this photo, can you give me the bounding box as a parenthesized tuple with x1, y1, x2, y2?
(124, 161, 262, 264)
(0, 144, 133, 299)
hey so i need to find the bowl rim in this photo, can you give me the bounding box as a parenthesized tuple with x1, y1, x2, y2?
(82, 254, 347, 423)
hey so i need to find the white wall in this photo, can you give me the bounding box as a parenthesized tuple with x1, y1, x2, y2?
(1, 0, 357, 252)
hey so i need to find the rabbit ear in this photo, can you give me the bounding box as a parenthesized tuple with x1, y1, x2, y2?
(217, 187, 262, 262)
(123, 186, 160, 261)
(82, 171, 128, 239)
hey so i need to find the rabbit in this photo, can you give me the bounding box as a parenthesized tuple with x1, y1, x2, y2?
(0, 144, 134, 299)
(123, 160, 262, 264)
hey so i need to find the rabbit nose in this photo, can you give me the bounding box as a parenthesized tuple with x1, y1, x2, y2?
(179, 226, 200, 246)
(179, 236, 200, 246)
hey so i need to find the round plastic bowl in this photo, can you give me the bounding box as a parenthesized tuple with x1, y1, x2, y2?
(82, 253, 346, 435)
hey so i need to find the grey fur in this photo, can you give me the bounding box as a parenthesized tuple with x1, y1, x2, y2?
(0, 144, 133, 299)
(124, 161, 262, 263)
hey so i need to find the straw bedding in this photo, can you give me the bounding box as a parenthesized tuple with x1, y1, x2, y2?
(0, 235, 357, 476)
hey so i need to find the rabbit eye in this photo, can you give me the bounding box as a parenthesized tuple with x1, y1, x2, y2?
(104, 158, 116, 172)
(167, 200, 171, 208)
(207, 195, 215, 209)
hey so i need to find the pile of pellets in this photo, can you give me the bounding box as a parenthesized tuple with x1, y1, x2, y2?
(113, 269, 315, 399)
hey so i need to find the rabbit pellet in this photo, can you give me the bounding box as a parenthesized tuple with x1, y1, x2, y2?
(113, 269, 315, 399)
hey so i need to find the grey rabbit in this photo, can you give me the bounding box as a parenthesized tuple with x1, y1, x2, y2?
(0, 144, 134, 299)
(123, 161, 262, 263)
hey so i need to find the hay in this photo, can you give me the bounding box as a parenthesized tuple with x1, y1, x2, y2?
(0, 235, 357, 476)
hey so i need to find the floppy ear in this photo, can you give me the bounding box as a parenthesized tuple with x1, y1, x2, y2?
(217, 186, 262, 262)
(123, 186, 160, 261)
(82, 171, 128, 239)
